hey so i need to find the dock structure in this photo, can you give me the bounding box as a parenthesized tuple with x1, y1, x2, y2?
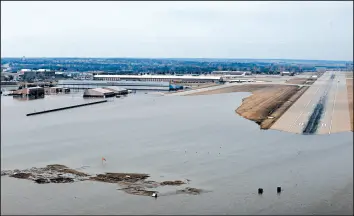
(26, 100, 107, 116)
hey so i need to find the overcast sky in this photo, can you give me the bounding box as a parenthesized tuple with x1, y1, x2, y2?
(1, 1, 353, 61)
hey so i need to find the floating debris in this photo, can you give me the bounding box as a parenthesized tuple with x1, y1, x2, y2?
(160, 180, 185, 186)
(90, 173, 150, 183)
(176, 187, 205, 195)
(277, 186, 282, 194)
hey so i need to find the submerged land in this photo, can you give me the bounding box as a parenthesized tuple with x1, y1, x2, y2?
(1, 164, 205, 197)
(185, 71, 352, 134)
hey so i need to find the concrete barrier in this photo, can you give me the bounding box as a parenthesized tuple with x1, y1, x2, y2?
(26, 100, 107, 116)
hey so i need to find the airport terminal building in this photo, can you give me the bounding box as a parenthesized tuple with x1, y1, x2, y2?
(93, 74, 223, 83)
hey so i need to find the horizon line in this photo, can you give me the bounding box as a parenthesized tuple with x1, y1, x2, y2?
(1, 57, 352, 62)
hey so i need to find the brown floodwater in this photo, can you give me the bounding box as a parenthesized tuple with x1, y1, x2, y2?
(1, 92, 353, 215)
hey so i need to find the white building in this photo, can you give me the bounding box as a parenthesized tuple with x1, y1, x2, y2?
(93, 74, 222, 83)
(211, 71, 252, 76)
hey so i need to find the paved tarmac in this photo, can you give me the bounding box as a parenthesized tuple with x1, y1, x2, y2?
(271, 71, 351, 134)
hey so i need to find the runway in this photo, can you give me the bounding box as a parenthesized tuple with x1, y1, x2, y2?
(271, 71, 351, 134)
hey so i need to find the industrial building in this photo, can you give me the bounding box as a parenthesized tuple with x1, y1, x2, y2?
(44, 87, 70, 95)
(93, 74, 222, 83)
(102, 86, 129, 95)
(280, 71, 295, 76)
(83, 88, 116, 98)
(211, 71, 252, 76)
(12, 86, 45, 99)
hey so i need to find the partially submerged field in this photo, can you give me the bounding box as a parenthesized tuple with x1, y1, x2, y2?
(189, 84, 306, 129)
(346, 79, 353, 131)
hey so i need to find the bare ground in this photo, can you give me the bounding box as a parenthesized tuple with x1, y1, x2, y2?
(285, 78, 309, 85)
(346, 79, 353, 131)
(260, 86, 309, 129)
(189, 84, 304, 129)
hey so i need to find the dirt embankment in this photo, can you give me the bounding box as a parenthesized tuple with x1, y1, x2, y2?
(189, 84, 275, 96)
(189, 84, 305, 129)
(260, 86, 309, 129)
(346, 79, 353, 131)
(285, 78, 309, 85)
(1, 165, 206, 197)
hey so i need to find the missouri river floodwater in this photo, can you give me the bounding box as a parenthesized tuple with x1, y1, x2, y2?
(1, 92, 353, 215)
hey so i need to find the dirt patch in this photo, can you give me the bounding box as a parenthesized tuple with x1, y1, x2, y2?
(346, 79, 353, 131)
(89, 173, 150, 183)
(234, 85, 300, 128)
(2, 165, 202, 197)
(160, 180, 185, 186)
(2, 165, 90, 184)
(10, 172, 32, 179)
(285, 78, 309, 85)
(261, 86, 309, 129)
(189, 84, 276, 96)
(176, 187, 205, 195)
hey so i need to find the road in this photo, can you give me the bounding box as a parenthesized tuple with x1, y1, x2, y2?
(167, 82, 310, 96)
(317, 72, 351, 134)
(271, 71, 351, 134)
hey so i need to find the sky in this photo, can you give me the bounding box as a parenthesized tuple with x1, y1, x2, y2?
(1, 1, 353, 61)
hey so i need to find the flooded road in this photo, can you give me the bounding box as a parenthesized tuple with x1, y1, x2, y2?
(1, 92, 352, 215)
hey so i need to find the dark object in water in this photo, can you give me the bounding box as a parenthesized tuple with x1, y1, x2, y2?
(35, 178, 50, 184)
(277, 186, 282, 193)
(90, 173, 150, 183)
(160, 180, 185, 186)
(49, 177, 74, 183)
(258, 188, 263, 194)
(176, 187, 203, 195)
(10, 173, 32, 179)
(26, 100, 108, 116)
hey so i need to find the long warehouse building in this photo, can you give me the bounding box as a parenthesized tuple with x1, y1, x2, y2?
(93, 74, 223, 83)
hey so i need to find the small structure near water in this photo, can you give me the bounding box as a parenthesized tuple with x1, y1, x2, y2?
(11, 86, 45, 99)
(44, 87, 70, 95)
(102, 86, 129, 95)
(83, 88, 116, 98)
(83, 87, 130, 98)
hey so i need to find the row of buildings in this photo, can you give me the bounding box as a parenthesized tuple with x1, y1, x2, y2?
(91, 71, 257, 83)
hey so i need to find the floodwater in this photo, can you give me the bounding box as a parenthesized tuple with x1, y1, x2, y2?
(1, 92, 353, 215)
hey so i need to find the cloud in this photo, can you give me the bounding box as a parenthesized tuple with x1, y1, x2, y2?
(1, 1, 353, 60)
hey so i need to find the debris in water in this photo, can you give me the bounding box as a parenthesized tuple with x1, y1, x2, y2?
(90, 173, 150, 183)
(160, 180, 185, 186)
(277, 186, 282, 194)
(176, 187, 205, 195)
(258, 188, 263, 195)
(2, 165, 207, 198)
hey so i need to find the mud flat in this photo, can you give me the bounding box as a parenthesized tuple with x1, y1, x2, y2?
(190, 84, 304, 129)
(1, 165, 205, 197)
(347, 79, 353, 131)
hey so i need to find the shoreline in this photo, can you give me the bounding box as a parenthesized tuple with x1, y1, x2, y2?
(188, 84, 307, 130)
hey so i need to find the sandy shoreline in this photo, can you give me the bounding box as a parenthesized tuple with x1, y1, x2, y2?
(188, 84, 306, 129)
